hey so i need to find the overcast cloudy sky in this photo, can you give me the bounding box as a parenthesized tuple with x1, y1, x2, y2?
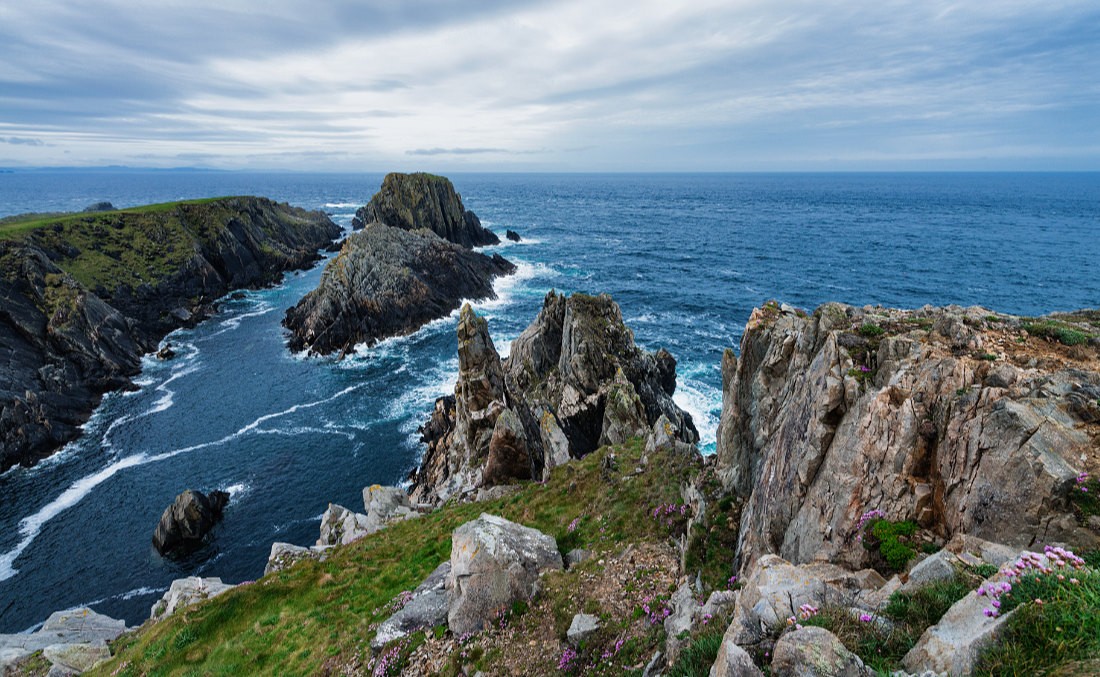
(1, 1, 1097, 171)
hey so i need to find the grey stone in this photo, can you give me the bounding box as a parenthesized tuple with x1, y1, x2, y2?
(362, 484, 419, 533)
(151, 577, 234, 621)
(899, 550, 957, 594)
(771, 626, 872, 676)
(476, 485, 521, 502)
(447, 514, 563, 635)
(43, 641, 110, 672)
(265, 542, 319, 576)
(372, 562, 451, 650)
(565, 548, 592, 568)
(317, 503, 372, 546)
(663, 582, 699, 662)
(642, 650, 664, 677)
(710, 638, 763, 676)
(0, 608, 127, 672)
(566, 613, 600, 647)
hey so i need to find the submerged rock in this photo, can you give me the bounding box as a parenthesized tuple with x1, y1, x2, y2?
(351, 172, 499, 247)
(151, 489, 229, 556)
(284, 225, 515, 355)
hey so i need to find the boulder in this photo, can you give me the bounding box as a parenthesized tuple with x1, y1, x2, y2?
(505, 230, 522, 242)
(264, 542, 322, 576)
(770, 626, 872, 676)
(716, 302, 1100, 574)
(447, 514, 563, 635)
(710, 638, 763, 677)
(151, 489, 229, 556)
(317, 503, 371, 546)
(898, 550, 957, 594)
(567, 613, 600, 647)
(42, 641, 110, 673)
(351, 172, 499, 247)
(372, 562, 452, 650)
(0, 608, 126, 673)
(664, 582, 699, 662)
(150, 577, 234, 621)
(284, 226, 514, 355)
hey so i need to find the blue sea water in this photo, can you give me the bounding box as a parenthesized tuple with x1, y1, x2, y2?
(0, 171, 1097, 632)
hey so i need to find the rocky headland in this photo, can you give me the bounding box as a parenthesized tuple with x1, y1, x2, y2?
(0, 197, 340, 472)
(350, 172, 499, 247)
(284, 173, 514, 356)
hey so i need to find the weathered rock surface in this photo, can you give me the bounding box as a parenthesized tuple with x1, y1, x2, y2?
(0, 197, 339, 472)
(372, 562, 452, 650)
(351, 172, 498, 247)
(0, 608, 126, 673)
(411, 293, 698, 504)
(284, 225, 514, 355)
(150, 576, 235, 621)
(363, 484, 420, 530)
(710, 636, 763, 677)
(447, 514, 563, 636)
(317, 503, 372, 546)
(771, 626, 872, 676)
(264, 542, 324, 576)
(567, 613, 600, 647)
(716, 302, 1100, 574)
(151, 489, 229, 556)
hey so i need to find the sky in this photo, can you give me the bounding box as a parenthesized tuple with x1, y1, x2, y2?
(0, 0, 1097, 171)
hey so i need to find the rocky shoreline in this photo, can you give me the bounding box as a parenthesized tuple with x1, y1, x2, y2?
(0, 197, 340, 473)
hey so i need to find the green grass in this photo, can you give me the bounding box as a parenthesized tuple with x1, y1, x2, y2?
(93, 439, 701, 676)
(665, 628, 725, 677)
(973, 567, 1100, 676)
(1069, 477, 1100, 520)
(1020, 319, 1094, 346)
(859, 322, 886, 338)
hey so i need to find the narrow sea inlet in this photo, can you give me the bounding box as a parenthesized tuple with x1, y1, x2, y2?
(0, 171, 1097, 632)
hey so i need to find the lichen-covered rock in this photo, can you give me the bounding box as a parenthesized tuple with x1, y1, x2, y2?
(447, 514, 563, 636)
(284, 226, 514, 355)
(150, 577, 234, 621)
(264, 542, 322, 576)
(42, 641, 110, 673)
(411, 292, 698, 504)
(363, 484, 419, 530)
(151, 489, 229, 556)
(710, 636, 763, 677)
(372, 562, 451, 650)
(351, 172, 498, 247)
(317, 503, 372, 546)
(770, 626, 872, 676)
(717, 302, 1100, 574)
(0, 608, 127, 673)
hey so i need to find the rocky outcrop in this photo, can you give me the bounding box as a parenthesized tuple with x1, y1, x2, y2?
(316, 486, 421, 546)
(151, 489, 229, 556)
(372, 562, 452, 651)
(0, 608, 126, 674)
(0, 197, 340, 472)
(351, 172, 498, 247)
(410, 293, 697, 505)
(505, 230, 522, 242)
(447, 513, 563, 635)
(283, 225, 515, 355)
(716, 302, 1100, 575)
(265, 542, 325, 576)
(150, 576, 235, 621)
(771, 626, 872, 676)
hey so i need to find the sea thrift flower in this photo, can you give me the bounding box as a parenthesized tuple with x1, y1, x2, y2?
(859, 614, 873, 622)
(567, 517, 580, 533)
(558, 647, 577, 671)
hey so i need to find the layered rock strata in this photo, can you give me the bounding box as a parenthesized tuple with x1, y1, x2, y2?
(410, 292, 698, 504)
(284, 225, 514, 355)
(0, 197, 340, 472)
(351, 172, 499, 247)
(716, 302, 1100, 574)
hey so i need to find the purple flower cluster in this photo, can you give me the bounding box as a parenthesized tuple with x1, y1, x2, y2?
(855, 508, 885, 542)
(727, 575, 738, 589)
(558, 647, 577, 671)
(567, 517, 581, 533)
(369, 638, 408, 676)
(785, 603, 819, 629)
(641, 594, 672, 625)
(388, 589, 415, 613)
(977, 546, 1087, 618)
(1076, 472, 1090, 493)
(601, 636, 626, 660)
(651, 503, 689, 519)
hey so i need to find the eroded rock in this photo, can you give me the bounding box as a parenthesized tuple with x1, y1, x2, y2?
(151, 489, 229, 556)
(150, 577, 234, 621)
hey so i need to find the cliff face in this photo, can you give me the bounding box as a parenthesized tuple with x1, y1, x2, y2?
(351, 172, 499, 248)
(0, 197, 340, 472)
(410, 292, 698, 504)
(716, 302, 1100, 574)
(283, 225, 515, 355)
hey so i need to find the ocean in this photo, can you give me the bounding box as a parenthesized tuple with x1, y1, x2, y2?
(0, 171, 1097, 631)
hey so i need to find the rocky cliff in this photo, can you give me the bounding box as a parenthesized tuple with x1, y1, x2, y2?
(410, 292, 698, 504)
(715, 301, 1100, 574)
(283, 225, 515, 355)
(0, 197, 340, 472)
(351, 172, 499, 247)
(285, 173, 514, 355)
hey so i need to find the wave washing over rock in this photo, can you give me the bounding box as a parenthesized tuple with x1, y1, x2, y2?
(0, 197, 340, 472)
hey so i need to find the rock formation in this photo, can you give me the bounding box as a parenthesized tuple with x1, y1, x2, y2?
(715, 302, 1100, 575)
(151, 489, 229, 555)
(0, 608, 127, 674)
(0, 197, 340, 472)
(284, 225, 514, 355)
(505, 229, 521, 242)
(351, 172, 499, 247)
(410, 292, 697, 504)
(150, 576, 235, 621)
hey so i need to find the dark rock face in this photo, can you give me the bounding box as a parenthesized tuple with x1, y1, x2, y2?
(152, 489, 229, 555)
(505, 230, 521, 242)
(0, 197, 340, 473)
(284, 225, 515, 355)
(351, 172, 499, 247)
(410, 292, 698, 504)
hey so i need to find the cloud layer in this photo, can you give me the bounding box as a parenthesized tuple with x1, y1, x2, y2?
(1, 0, 1097, 170)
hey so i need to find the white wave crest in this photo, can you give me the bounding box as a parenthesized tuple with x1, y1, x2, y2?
(323, 202, 361, 209)
(673, 375, 723, 456)
(0, 384, 364, 582)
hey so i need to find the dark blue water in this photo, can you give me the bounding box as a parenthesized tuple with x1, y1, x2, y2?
(0, 171, 1097, 632)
